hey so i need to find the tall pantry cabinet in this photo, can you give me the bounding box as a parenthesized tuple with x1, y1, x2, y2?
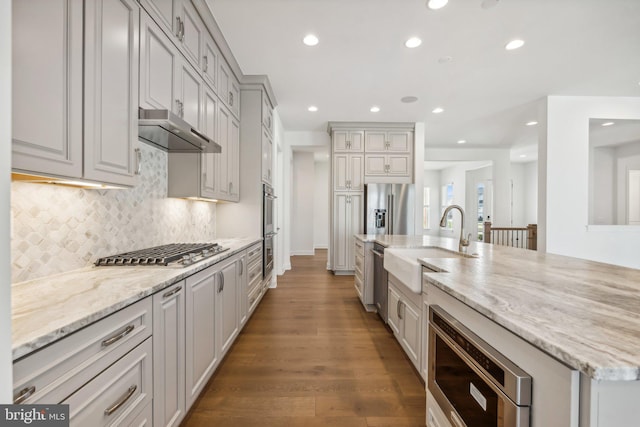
(328, 123, 415, 274)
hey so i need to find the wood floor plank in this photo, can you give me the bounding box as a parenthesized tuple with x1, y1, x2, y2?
(181, 249, 425, 426)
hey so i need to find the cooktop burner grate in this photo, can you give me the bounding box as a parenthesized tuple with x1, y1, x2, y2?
(95, 243, 228, 266)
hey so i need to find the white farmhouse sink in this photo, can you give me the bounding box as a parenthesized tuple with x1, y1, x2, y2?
(384, 247, 462, 293)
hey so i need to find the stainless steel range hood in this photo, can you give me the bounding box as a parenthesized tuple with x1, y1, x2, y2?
(138, 108, 221, 153)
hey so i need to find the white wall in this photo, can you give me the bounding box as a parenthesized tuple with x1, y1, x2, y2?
(590, 146, 617, 224)
(313, 160, 329, 249)
(510, 163, 525, 226)
(274, 110, 288, 275)
(425, 148, 511, 227)
(616, 143, 640, 225)
(439, 164, 467, 240)
(291, 152, 315, 255)
(1, 0, 12, 401)
(413, 123, 425, 235)
(544, 96, 640, 268)
(422, 169, 440, 236)
(465, 165, 493, 241)
(523, 161, 538, 225)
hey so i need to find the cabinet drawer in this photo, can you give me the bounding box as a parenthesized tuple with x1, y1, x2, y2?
(13, 297, 152, 404)
(248, 260, 262, 292)
(247, 243, 262, 265)
(63, 337, 153, 426)
(355, 239, 365, 256)
(354, 275, 363, 299)
(355, 253, 364, 277)
(248, 282, 262, 314)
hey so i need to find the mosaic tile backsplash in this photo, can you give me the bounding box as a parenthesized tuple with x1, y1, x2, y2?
(11, 143, 217, 283)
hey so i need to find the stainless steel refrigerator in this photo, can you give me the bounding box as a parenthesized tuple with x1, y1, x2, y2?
(364, 184, 415, 235)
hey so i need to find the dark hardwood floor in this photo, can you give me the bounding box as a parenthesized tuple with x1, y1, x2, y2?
(182, 249, 426, 426)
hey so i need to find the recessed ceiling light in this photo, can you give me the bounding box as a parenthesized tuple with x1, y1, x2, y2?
(401, 96, 418, 103)
(303, 34, 319, 46)
(519, 154, 527, 158)
(457, 140, 466, 144)
(526, 121, 538, 126)
(602, 121, 615, 127)
(505, 39, 525, 50)
(427, 0, 448, 10)
(405, 37, 422, 48)
(432, 107, 444, 114)
(308, 105, 318, 112)
(370, 106, 380, 113)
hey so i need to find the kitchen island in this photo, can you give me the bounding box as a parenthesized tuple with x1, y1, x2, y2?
(356, 234, 640, 426)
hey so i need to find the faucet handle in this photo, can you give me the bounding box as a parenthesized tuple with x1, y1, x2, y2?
(462, 233, 472, 246)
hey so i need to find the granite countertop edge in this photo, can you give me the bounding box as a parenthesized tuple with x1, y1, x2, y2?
(12, 237, 262, 361)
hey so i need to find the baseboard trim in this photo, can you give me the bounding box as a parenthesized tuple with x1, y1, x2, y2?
(290, 250, 315, 256)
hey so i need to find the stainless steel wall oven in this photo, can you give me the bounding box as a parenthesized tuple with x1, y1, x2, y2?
(263, 184, 276, 278)
(428, 305, 532, 427)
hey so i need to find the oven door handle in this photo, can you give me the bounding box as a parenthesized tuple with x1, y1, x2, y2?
(265, 232, 278, 237)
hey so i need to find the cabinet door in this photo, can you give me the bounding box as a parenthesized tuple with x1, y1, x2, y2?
(153, 282, 186, 427)
(388, 131, 412, 153)
(349, 131, 364, 151)
(178, 0, 203, 70)
(262, 94, 274, 135)
(364, 154, 387, 176)
(262, 128, 273, 185)
(138, 0, 177, 39)
(349, 154, 364, 191)
(387, 286, 401, 336)
(84, 0, 139, 186)
(139, 11, 178, 111)
(229, 116, 240, 201)
(218, 62, 240, 119)
(333, 154, 349, 191)
(332, 194, 350, 270)
(202, 33, 219, 90)
(185, 266, 218, 409)
(238, 255, 248, 327)
(175, 57, 203, 131)
(364, 131, 387, 152)
(387, 155, 412, 177)
(216, 104, 230, 200)
(218, 259, 239, 357)
(401, 300, 421, 368)
(201, 86, 218, 199)
(348, 193, 363, 270)
(12, 0, 83, 178)
(332, 131, 349, 152)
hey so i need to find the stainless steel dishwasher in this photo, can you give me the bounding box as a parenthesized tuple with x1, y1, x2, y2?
(372, 243, 388, 323)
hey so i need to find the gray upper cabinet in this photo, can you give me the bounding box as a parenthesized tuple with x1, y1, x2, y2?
(202, 33, 219, 91)
(139, 11, 179, 112)
(177, 0, 204, 71)
(12, 0, 84, 179)
(218, 60, 240, 119)
(83, 0, 140, 186)
(12, 0, 139, 187)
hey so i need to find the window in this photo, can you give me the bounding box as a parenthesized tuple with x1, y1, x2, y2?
(441, 183, 454, 229)
(423, 187, 431, 229)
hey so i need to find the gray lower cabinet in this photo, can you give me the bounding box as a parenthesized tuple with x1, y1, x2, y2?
(12, 297, 153, 422)
(387, 277, 421, 372)
(185, 264, 219, 409)
(12, 0, 139, 187)
(153, 281, 186, 427)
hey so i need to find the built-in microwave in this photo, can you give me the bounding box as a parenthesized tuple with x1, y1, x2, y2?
(428, 305, 532, 427)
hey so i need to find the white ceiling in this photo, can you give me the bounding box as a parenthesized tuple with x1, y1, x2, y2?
(205, 0, 640, 153)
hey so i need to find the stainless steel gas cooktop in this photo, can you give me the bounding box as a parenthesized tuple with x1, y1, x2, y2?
(94, 243, 229, 267)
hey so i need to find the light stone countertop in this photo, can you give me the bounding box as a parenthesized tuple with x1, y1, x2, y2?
(11, 237, 261, 361)
(355, 234, 640, 381)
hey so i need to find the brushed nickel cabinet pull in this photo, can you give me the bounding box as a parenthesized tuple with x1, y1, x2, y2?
(203, 55, 208, 72)
(14, 386, 36, 404)
(134, 148, 142, 175)
(102, 325, 135, 347)
(175, 17, 181, 38)
(239, 259, 244, 275)
(163, 286, 182, 299)
(104, 385, 137, 416)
